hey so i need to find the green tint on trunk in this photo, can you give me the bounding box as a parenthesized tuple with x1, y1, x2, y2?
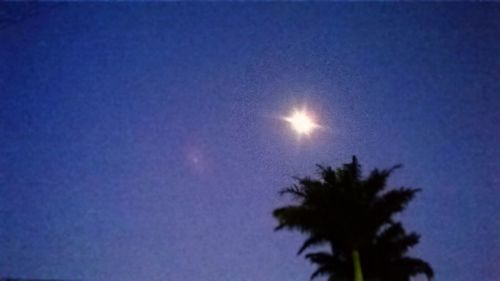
(352, 249, 364, 281)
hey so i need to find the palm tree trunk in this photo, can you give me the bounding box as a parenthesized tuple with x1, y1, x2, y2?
(352, 249, 364, 281)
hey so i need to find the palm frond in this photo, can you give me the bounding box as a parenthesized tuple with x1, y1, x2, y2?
(272, 205, 316, 232)
(317, 165, 337, 186)
(297, 235, 327, 255)
(279, 184, 306, 200)
(372, 187, 421, 226)
(310, 264, 332, 280)
(391, 257, 434, 281)
(306, 252, 349, 280)
(344, 155, 362, 181)
(364, 164, 402, 199)
(375, 223, 421, 257)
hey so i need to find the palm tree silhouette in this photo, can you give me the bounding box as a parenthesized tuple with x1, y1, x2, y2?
(272, 156, 433, 281)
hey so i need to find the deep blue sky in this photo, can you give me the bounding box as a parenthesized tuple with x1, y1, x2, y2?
(1, 3, 499, 281)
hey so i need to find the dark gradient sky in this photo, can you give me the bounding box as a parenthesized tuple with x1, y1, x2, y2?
(1, 3, 499, 281)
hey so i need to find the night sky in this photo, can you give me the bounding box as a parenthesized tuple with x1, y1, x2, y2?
(1, 3, 499, 281)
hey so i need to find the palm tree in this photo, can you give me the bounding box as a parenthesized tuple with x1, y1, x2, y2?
(272, 156, 433, 281)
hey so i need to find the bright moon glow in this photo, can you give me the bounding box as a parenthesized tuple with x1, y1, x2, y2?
(283, 109, 320, 136)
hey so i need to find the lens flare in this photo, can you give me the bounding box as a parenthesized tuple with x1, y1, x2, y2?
(283, 109, 320, 136)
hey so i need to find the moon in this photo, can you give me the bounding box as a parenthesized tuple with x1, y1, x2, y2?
(282, 108, 320, 136)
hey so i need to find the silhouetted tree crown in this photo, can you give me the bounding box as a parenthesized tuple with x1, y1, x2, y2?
(273, 156, 433, 281)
